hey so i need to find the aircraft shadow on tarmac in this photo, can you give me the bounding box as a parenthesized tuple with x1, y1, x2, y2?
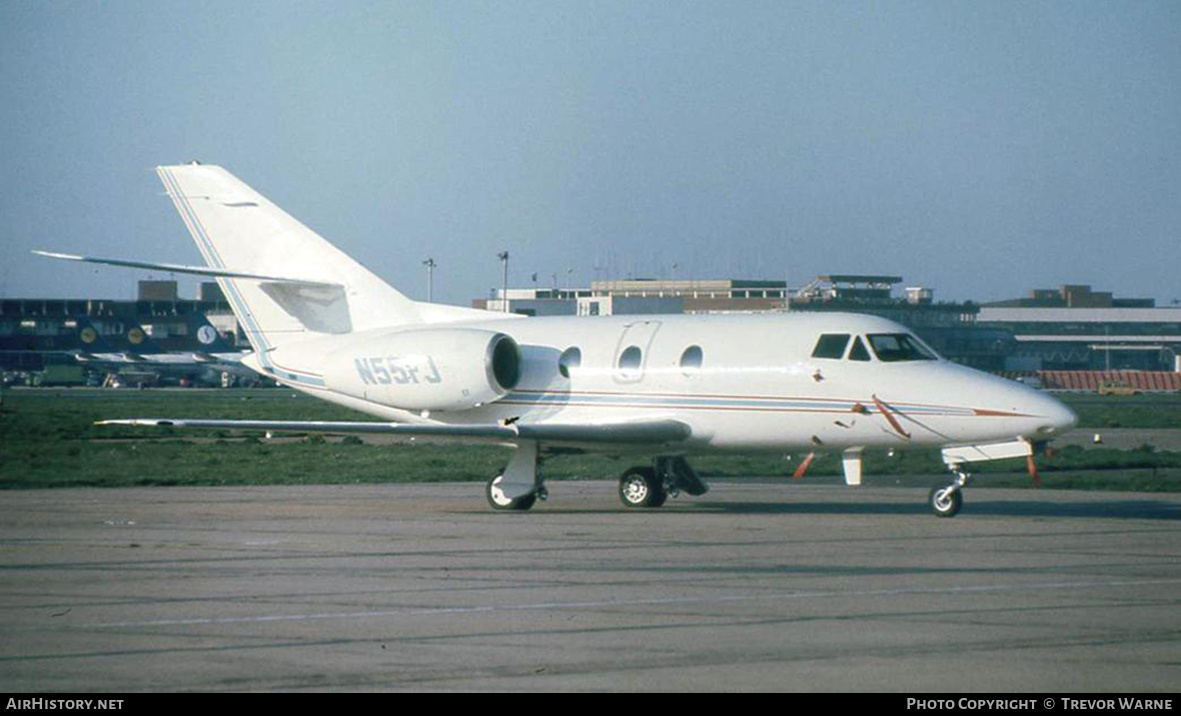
(682, 498, 1181, 520)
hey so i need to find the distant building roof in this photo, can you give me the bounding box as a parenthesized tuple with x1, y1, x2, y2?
(590, 279, 786, 293)
(984, 284, 1155, 309)
(815, 274, 903, 286)
(978, 306, 1181, 324)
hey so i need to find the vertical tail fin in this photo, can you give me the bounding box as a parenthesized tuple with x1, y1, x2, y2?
(157, 164, 422, 352)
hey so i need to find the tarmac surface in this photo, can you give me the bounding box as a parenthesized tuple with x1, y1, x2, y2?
(1, 480, 1179, 692)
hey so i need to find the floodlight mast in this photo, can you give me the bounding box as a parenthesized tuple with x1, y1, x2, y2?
(422, 258, 436, 302)
(497, 251, 509, 312)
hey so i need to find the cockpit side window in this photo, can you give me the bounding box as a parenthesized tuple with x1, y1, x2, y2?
(847, 336, 871, 361)
(811, 334, 850, 359)
(867, 333, 938, 362)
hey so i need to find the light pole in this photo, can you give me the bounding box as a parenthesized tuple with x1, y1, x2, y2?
(422, 258, 436, 303)
(497, 251, 509, 312)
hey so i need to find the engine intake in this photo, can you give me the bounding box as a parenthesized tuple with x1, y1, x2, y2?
(488, 333, 520, 392)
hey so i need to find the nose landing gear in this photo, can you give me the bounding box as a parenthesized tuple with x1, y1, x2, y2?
(930, 467, 969, 518)
(934, 440, 1035, 519)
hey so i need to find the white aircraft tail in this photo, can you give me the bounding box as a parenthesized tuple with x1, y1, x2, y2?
(157, 164, 424, 352)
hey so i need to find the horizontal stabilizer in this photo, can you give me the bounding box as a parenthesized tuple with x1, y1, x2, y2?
(33, 250, 342, 288)
(97, 418, 692, 445)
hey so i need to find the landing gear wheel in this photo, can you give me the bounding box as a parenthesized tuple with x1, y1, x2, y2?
(928, 486, 963, 518)
(486, 474, 537, 511)
(619, 467, 667, 508)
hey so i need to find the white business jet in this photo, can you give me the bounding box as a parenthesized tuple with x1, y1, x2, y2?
(39, 163, 1077, 517)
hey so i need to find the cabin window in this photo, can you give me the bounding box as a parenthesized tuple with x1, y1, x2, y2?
(558, 347, 581, 378)
(680, 345, 703, 374)
(848, 336, 871, 361)
(811, 334, 850, 359)
(867, 333, 937, 362)
(618, 345, 642, 373)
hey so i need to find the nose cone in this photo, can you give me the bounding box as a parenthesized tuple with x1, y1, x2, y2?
(1032, 392, 1078, 438)
(934, 362, 1078, 442)
(991, 377, 1078, 440)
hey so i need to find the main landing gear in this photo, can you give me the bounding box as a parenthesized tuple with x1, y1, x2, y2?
(485, 441, 547, 511)
(618, 456, 709, 509)
(486, 474, 547, 511)
(929, 466, 969, 518)
(618, 467, 666, 508)
(483, 443, 710, 512)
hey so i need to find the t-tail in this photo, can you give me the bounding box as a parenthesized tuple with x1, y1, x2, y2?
(151, 164, 505, 384)
(37, 164, 501, 386)
(159, 164, 420, 348)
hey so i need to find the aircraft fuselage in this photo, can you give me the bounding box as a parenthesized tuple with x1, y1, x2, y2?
(264, 310, 1076, 454)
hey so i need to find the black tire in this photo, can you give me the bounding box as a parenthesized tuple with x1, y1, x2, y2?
(928, 486, 962, 518)
(486, 474, 537, 511)
(619, 467, 666, 508)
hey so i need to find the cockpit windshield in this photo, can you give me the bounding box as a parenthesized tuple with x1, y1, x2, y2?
(810, 333, 850, 359)
(866, 333, 938, 362)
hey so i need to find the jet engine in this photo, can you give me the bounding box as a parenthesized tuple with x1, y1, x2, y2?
(324, 328, 521, 412)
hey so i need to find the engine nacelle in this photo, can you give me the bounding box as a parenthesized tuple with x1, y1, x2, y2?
(324, 328, 521, 412)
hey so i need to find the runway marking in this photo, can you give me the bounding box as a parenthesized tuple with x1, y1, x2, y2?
(68, 577, 1181, 630)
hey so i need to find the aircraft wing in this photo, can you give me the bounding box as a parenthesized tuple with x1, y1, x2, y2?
(96, 418, 693, 445)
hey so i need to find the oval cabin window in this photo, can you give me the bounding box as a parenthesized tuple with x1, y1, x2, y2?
(559, 346, 581, 378)
(618, 345, 642, 374)
(680, 345, 703, 374)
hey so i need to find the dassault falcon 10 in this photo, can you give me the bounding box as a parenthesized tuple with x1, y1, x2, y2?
(39, 163, 1077, 516)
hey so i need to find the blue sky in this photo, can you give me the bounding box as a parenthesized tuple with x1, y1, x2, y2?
(2, 1, 1178, 306)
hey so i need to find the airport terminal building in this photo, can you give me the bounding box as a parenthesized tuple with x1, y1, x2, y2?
(978, 285, 1181, 373)
(0, 281, 243, 379)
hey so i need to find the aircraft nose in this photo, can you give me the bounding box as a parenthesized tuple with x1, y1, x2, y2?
(1031, 393, 1077, 438)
